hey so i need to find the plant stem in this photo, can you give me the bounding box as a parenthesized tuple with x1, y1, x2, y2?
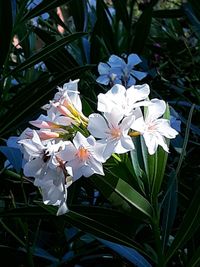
(152, 202, 166, 267)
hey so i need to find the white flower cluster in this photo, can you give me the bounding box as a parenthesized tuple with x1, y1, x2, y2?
(18, 77, 178, 215)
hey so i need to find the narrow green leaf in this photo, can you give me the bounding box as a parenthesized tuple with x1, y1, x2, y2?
(22, 0, 72, 21)
(92, 175, 153, 218)
(113, 0, 130, 30)
(166, 187, 200, 263)
(10, 32, 87, 74)
(161, 171, 177, 252)
(40, 205, 153, 262)
(0, 65, 94, 136)
(131, 6, 153, 54)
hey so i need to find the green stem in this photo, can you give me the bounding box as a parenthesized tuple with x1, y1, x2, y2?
(151, 202, 166, 267)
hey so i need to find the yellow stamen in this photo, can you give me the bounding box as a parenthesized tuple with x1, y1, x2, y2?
(76, 146, 89, 161)
(110, 128, 121, 139)
(129, 131, 141, 137)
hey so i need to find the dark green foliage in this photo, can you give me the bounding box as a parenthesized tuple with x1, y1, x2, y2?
(0, 0, 200, 266)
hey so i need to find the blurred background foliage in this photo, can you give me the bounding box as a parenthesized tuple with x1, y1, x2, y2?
(0, 0, 200, 266)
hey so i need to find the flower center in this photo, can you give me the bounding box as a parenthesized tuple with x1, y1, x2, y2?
(110, 127, 122, 139)
(76, 146, 89, 161)
(147, 123, 157, 132)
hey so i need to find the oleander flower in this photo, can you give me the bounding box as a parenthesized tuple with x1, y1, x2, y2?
(59, 132, 105, 180)
(96, 54, 147, 87)
(131, 99, 178, 155)
(88, 108, 135, 159)
(97, 83, 150, 116)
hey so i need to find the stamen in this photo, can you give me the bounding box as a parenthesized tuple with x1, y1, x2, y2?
(76, 146, 89, 161)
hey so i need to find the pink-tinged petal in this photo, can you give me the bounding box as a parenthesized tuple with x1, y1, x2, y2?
(29, 120, 60, 129)
(146, 99, 166, 123)
(88, 114, 109, 139)
(55, 104, 72, 117)
(55, 116, 74, 126)
(37, 131, 60, 140)
(127, 53, 142, 67)
(143, 133, 158, 155)
(59, 142, 77, 162)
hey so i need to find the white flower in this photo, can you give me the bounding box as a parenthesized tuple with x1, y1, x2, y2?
(35, 168, 72, 216)
(96, 54, 147, 87)
(88, 108, 135, 159)
(42, 79, 83, 122)
(59, 132, 105, 180)
(18, 130, 72, 215)
(131, 99, 178, 155)
(18, 130, 65, 178)
(97, 83, 150, 116)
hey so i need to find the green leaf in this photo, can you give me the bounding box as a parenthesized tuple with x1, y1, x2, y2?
(113, 0, 130, 30)
(22, 0, 72, 21)
(131, 6, 153, 54)
(161, 171, 177, 252)
(166, 186, 200, 263)
(40, 205, 153, 262)
(92, 174, 153, 218)
(0, 65, 94, 136)
(10, 32, 87, 74)
(183, 3, 200, 39)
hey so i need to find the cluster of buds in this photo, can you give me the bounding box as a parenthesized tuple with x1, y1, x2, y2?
(16, 55, 178, 215)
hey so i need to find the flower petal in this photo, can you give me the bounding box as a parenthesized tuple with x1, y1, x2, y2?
(145, 99, 166, 123)
(127, 53, 142, 68)
(88, 114, 109, 138)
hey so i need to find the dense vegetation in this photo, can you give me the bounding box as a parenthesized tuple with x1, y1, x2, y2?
(0, 0, 200, 266)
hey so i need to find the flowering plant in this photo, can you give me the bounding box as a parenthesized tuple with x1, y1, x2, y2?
(7, 54, 178, 218)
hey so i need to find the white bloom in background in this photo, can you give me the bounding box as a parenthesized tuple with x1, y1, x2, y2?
(131, 99, 178, 155)
(96, 62, 121, 85)
(88, 108, 135, 159)
(59, 132, 105, 180)
(96, 54, 147, 87)
(97, 83, 150, 116)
